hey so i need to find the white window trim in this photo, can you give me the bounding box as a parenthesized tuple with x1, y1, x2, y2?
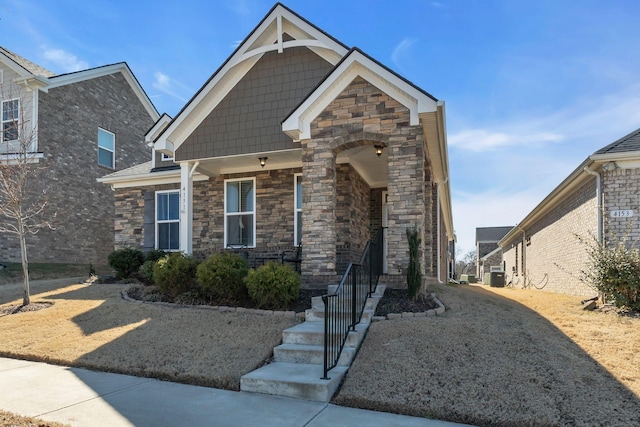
(224, 177, 257, 248)
(2, 98, 20, 143)
(155, 189, 180, 251)
(0, 70, 3, 84)
(161, 153, 174, 161)
(98, 127, 115, 169)
(294, 173, 302, 247)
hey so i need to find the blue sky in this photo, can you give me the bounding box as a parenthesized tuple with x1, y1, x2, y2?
(3, 0, 640, 255)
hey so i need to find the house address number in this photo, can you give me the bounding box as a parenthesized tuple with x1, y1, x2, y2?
(610, 210, 633, 218)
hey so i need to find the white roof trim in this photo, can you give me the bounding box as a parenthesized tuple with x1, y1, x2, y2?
(97, 169, 208, 189)
(0, 51, 36, 78)
(48, 63, 159, 120)
(282, 50, 438, 141)
(155, 4, 348, 153)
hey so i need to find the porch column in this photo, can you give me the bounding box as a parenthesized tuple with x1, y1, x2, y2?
(301, 138, 337, 285)
(179, 162, 194, 254)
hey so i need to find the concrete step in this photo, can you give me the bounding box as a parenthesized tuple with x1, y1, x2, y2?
(240, 362, 348, 402)
(282, 321, 368, 347)
(305, 306, 376, 323)
(273, 343, 356, 366)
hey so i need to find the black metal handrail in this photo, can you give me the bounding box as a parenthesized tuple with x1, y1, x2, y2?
(322, 228, 384, 379)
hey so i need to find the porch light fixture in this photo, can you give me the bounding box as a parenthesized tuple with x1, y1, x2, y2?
(374, 145, 384, 157)
(259, 157, 268, 168)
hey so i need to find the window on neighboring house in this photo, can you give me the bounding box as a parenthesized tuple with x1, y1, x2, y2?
(156, 191, 180, 251)
(2, 99, 19, 143)
(98, 128, 115, 169)
(225, 178, 255, 247)
(294, 174, 302, 246)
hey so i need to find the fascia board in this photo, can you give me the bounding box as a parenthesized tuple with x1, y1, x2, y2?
(0, 53, 34, 78)
(145, 114, 172, 143)
(48, 63, 159, 120)
(499, 157, 594, 247)
(283, 51, 437, 141)
(97, 170, 209, 189)
(160, 6, 348, 152)
(590, 150, 640, 162)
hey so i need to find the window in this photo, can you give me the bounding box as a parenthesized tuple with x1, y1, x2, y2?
(98, 128, 115, 168)
(225, 178, 255, 247)
(294, 174, 302, 246)
(2, 99, 19, 143)
(156, 191, 180, 251)
(161, 153, 174, 161)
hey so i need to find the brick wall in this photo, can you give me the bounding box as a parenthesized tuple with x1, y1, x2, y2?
(0, 73, 154, 265)
(502, 177, 597, 296)
(602, 167, 640, 242)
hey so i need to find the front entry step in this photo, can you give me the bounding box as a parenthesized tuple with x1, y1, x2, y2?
(240, 284, 386, 402)
(240, 362, 347, 402)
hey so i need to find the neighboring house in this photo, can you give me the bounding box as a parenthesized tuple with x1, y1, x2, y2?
(0, 47, 159, 265)
(475, 226, 512, 278)
(499, 127, 640, 297)
(99, 3, 454, 288)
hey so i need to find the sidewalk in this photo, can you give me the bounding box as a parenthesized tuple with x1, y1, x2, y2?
(0, 357, 472, 427)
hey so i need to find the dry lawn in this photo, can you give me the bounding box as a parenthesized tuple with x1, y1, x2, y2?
(334, 283, 640, 426)
(0, 410, 69, 427)
(0, 279, 297, 390)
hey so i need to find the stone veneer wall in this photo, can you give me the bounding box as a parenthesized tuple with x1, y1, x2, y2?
(502, 177, 597, 296)
(335, 163, 371, 273)
(302, 76, 431, 287)
(0, 73, 154, 265)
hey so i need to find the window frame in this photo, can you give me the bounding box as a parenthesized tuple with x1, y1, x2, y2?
(294, 173, 302, 247)
(224, 177, 256, 248)
(155, 190, 180, 251)
(2, 98, 20, 143)
(97, 127, 115, 169)
(161, 153, 174, 161)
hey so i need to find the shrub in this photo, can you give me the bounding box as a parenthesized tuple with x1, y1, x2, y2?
(245, 261, 301, 310)
(406, 227, 422, 299)
(138, 260, 156, 285)
(153, 253, 199, 299)
(579, 232, 640, 311)
(145, 249, 167, 263)
(196, 252, 249, 302)
(108, 248, 145, 279)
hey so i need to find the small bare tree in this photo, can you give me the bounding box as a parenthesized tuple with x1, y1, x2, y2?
(0, 84, 54, 306)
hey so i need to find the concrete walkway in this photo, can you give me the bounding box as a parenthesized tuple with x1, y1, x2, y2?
(0, 357, 472, 427)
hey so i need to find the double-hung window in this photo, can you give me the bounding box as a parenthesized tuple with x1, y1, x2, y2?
(98, 128, 115, 169)
(225, 178, 255, 247)
(2, 99, 19, 143)
(294, 174, 302, 246)
(156, 190, 180, 251)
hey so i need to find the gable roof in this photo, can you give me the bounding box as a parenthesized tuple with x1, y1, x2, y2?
(151, 2, 349, 151)
(0, 46, 55, 77)
(593, 127, 640, 156)
(499, 125, 640, 247)
(476, 226, 513, 243)
(282, 47, 438, 141)
(1, 46, 158, 120)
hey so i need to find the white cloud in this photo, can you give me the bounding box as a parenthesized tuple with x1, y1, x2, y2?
(449, 129, 563, 152)
(42, 48, 88, 72)
(152, 71, 190, 102)
(391, 37, 418, 71)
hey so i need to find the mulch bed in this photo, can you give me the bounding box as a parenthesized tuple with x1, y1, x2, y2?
(0, 302, 53, 315)
(374, 288, 438, 316)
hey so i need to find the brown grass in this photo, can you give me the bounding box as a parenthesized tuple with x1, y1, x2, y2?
(0, 280, 297, 390)
(0, 410, 70, 427)
(334, 283, 640, 426)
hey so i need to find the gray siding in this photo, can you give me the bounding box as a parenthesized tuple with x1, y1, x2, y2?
(176, 46, 333, 161)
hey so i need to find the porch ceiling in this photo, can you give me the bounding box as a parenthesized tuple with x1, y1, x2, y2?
(192, 145, 387, 188)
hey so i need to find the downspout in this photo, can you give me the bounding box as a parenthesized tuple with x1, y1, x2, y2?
(583, 165, 602, 244)
(436, 177, 448, 284)
(521, 228, 526, 287)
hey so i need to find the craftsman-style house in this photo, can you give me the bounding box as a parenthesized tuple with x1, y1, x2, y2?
(99, 3, 454, 287)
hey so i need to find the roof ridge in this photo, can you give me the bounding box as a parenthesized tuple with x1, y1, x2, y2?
(0, 46, 55, 77)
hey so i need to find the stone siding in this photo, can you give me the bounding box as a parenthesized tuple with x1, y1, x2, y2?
(302, 76, 433, 287)
(502, 177, 597, 296)
(0, 73, 154, 265)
